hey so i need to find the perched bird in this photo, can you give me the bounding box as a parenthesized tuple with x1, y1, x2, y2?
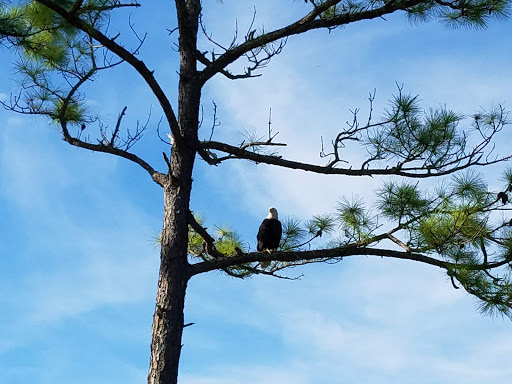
(498, 191, 509, 205)
(257, 207, 282, 268)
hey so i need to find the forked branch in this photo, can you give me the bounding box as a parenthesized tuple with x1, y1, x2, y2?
(199, 0, 426, 83)
(33, 0, 181, 143)
(200, 140, 512, 178)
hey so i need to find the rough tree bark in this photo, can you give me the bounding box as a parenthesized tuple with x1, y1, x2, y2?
(147, 2, 201, 383)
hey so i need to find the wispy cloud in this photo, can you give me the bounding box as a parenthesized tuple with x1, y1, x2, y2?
(184, 257, 511, 383)
(0, 116, 159, 356)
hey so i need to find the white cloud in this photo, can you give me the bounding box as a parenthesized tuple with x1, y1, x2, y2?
(184, 254, 511, 383)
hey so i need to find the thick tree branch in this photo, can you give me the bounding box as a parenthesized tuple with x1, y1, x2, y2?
(2, 54, 164, 185)
(201, 140, 511, 178)
(199, 0, 425, 82)
(189, 245, 510, 276)
(49, 48, 165, 186)
(195, 50, 261, 79)
(63, 133, 167, 186)
(189, 246, 444, 276)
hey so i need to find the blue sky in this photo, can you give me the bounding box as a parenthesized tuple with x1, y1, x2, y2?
(1, 1, 512, 383)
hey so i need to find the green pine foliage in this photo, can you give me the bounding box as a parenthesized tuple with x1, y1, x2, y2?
(306, 214, 337, 237)
(501, 168, 512, 190)
(451, 171, 488, 201)
(3, 1, 77, 65)
(0, 1, 119, 128)
(187, 215, 206, 257)
(187, 216, 246, 260)
(378, 181, 429, 223)
(187, 217, 254, 278)
(337, 198, 375, 242)
(280, 217, 307, 251)
(309, 0, 510, 29)
(214, 226, 245, 255)
(367, 92, 467, 170)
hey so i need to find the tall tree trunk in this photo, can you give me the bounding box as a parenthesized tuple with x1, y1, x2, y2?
(148, 2, 201, 383)
(147, 101, 199, 384)
(147, 153, 194, 384)
(147, 102, 199, 384)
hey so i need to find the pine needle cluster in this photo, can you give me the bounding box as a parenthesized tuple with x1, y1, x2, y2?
(0, 1, 119, 127)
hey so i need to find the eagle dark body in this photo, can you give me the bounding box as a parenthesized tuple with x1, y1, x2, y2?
(257, 218, 282, 251)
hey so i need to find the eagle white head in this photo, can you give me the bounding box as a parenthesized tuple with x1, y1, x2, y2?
(267, 207, 278, 220)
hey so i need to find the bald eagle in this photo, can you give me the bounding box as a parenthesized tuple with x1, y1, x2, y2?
(257, 207, 282, 268)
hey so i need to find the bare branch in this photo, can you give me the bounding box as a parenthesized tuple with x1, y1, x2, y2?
(162, 152, 172, 171)
(387, 233, 411, 252)
(63, 126, 166, 186)
(233, 263, 303, 280)
(117, 107, 150, 151)
(156, 117, 172, 145)
(239, 141, 287, 151)
(195, 50, 261, 80)
(201, 140, 512, 178)
(5, 60, 166, 185)
(199, 0, 426, 83)
(77, 1, 141, 14)
(33, 0, 181, 144)
(450, 274, 460, 289)
(109, 106, 127, 146)
(209, 100, 220, 141)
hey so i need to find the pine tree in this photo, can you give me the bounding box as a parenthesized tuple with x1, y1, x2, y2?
(1, 1, 512, 383)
